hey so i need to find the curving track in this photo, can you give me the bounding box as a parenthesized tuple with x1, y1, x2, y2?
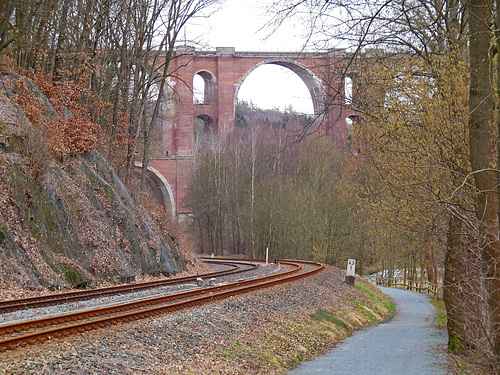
(0, 259, 323, 352)
(0, 259, 257, 313)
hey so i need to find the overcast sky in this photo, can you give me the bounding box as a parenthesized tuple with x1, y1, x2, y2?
(184, 0, 315, 114)
(186, 0, 307, 51)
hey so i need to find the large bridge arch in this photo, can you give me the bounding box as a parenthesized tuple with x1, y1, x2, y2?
(234, 58, 327, 117)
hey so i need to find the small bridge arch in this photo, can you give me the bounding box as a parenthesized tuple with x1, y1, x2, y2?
(135, 163, 176, 218)
(193, 69, 216, 105)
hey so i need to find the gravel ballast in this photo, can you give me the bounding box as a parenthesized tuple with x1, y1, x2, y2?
(0, 261, 281, 325)
(0, 265, 393, 374)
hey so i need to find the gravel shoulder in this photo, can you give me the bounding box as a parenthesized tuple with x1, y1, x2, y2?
(0, 266, 394, 374)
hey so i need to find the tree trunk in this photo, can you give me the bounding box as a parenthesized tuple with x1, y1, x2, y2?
(443, 214, 467, 351)
(468, 0, 500, 359)
(0, 1, 16, 51)
(52, 0, 70, 77)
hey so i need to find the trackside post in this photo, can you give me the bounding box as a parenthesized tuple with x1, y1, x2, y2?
(345, 259, 356, 286)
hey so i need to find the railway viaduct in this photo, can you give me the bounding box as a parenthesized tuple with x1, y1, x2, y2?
(145, 47, 356, 218)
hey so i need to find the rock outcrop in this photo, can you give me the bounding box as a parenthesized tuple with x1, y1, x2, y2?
(0, 73, 185, 290)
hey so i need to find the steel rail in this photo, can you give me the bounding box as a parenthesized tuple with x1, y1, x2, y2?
(0, 260, 258, 312)
(0, 261, 300, 336)
(0, 259, 323, 351)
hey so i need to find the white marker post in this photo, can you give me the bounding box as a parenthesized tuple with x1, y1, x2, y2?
(265, 246, 269, 265)
(345, 259, 356, 286)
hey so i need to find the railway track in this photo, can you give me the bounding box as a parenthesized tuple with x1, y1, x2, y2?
(0, 259, 323, 352)
(0, 259, 257, 313)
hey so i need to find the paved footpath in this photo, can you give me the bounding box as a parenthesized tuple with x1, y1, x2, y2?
(288, 287, 448, 375)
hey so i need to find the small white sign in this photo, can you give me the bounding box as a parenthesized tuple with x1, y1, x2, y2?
(347, 259, 356, 276)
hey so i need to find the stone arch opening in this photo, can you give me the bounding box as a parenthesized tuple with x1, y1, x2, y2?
(344, 75, 353, 105)
(193, 70, 216, 105)
(134, 163, 176, 219)
(346, 114, 360, 154)
(234, 59, 326, 117)
(194, 114, 214, 134)
(194, 114, 215, 149)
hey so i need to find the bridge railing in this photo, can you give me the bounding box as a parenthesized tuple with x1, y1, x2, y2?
(375, 276, 437, 299)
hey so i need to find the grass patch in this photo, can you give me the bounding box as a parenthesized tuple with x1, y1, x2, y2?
(219, 338, 285, 373)
(259, 352, 280, 365)
(429, 300, 447, 328)
(218, 347, 237, 359)
(353, 301, 377, 323)
(310, 309, 350, 331)
(355, 283, 395, 317)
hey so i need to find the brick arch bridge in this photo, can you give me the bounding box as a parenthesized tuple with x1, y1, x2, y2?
(148, 47, 355, 218)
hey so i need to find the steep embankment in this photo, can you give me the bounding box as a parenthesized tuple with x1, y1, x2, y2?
(0, 73, 185, 292)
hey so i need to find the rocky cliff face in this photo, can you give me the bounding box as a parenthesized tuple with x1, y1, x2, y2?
(0, 74, 185, 291)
